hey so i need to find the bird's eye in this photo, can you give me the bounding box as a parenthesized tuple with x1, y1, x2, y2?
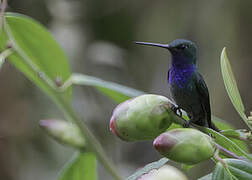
(180, 44, 188, 49)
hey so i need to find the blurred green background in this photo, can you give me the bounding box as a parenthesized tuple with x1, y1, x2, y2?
(0, 0, 252, 179)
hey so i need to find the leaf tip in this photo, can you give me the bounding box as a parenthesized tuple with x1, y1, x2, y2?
(221, 47, 227, 61)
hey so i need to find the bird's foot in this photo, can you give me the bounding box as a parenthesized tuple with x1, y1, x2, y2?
(208, 133, 214, 138)
(171, 105, 182, 117)
(183, 121, 190, 128)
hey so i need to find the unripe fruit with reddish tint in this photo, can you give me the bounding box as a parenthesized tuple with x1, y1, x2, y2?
(40, 119, 85, 149)
(154, 128, 215, 165)
(110, 94, 175, 141)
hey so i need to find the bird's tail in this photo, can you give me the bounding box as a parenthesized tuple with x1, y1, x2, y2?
(209, 122, 220, 132)
(206, 108, 220, 132)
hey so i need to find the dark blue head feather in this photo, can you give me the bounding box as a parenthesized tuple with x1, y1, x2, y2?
(168, 39, 197, 65)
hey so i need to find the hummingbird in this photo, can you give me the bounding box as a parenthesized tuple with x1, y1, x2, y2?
(135, 39, 219, 131)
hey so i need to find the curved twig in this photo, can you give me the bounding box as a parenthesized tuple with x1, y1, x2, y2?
(215, 143, 243, 160)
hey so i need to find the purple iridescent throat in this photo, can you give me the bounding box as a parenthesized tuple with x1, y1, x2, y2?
(169, 58, 196, 88)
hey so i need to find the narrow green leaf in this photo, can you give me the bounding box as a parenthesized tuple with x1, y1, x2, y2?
(0, 12, 72, 104)
(213, 159, 252, 180)
(220, 48, 251, 130)
(220, 129, 251, 144)
(58, 152, 97, 180)
(126, 158, 169, 180)
(221, 129, 241, 137)
(69, 73, 144, 103)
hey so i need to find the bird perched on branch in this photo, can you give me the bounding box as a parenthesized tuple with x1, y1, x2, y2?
(135, 39, 219, 131)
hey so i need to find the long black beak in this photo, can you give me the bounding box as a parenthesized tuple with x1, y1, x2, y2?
(135, 41, 170, 50)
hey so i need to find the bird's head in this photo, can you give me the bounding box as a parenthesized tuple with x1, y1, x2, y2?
(135, 39, 197, 65)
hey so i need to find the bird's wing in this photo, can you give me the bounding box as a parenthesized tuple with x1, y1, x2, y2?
(194, 72, 212, 127)
(167, 69, 170, 84)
